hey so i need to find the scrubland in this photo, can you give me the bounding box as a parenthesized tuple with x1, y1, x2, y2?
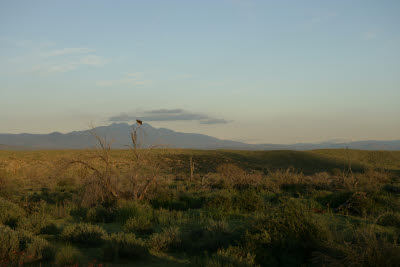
(0, 146, 400, 266)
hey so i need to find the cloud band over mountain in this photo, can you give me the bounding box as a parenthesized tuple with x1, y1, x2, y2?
(109, 109, 232, 125)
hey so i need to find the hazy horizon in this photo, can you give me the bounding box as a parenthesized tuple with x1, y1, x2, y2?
(1, 121, 399, 146)
(1, 1, 399, 144)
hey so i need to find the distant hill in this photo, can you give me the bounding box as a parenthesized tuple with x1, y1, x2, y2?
(0, 144, 36, 151)
(0, 123, 399, 150)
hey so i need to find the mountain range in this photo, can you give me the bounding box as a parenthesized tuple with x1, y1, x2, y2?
(0, 123, 399, 151)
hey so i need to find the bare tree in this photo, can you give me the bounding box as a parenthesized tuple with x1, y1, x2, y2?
(57, 129, 119, 206)
(125, 122, 163, 200)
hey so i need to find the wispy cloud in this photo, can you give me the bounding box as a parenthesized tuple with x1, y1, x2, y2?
(3, 42, 109, 75)
(28, 55, 108, 74)
(109, 109, 232, 125)
(97, 72, 151, 87)
(42, 47, 94, 57)
(200, 118, 231, 124)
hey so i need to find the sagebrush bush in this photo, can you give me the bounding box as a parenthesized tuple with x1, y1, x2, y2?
(0, 225, 54, 263)
(233, 189, 265, 212)
(264, 200, 330, 247)
(116, 200, 153, 223)
(69, 206, 88, 221)
(153, 208, 186, 227)
(341, 226, 400, 266)
(210, 246, 257, 267)
(0, 224, 19, 261)
(205, 191, 233, 212)
(314, 226, 400, 266)
(149, 226, 181, 252)
(383, 183, 400, 194)
(346, 191, 378, 216)
(124, 216, 153, 234)
(25, 235, 54, 262)
(247, 199, 332, 265)
(61, 223, 107, 245)
(86, 205, 116, 223)
(0, 170, 18, 199)
(377, 212, 400, 228)
(102, 232, 148, 261)
(180, 219, 239, 253)
(55, 245, 82, 266)
(17, 205, 53, 235)
(0, 198, 25, 228)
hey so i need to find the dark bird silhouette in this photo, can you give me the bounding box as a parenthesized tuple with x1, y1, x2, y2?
(136, 119, 143, 125)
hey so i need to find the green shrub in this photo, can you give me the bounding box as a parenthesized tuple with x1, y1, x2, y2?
(150, 191, 203, 211)
(149, 226, 181, 252)
(314, 226, 400, 266)
(61, 223, 107, 245)
(0, 225, 54, 263)
(373, 193, 400, 213)
(25, 235, 54, 262)
(102, 232, 148, 261)
(69, 206, 88, 221)
(180, 219, 239, 253)
(0, 224, 19, 261)
(124, 216, 153, 234)
(346, 192, 377, 216)
(180, 193, 205, 209)
(55, 245, 82, 266)
(0, 170, 18, 199)
(247, 200, 332, 265)
(0, 198, 25, 228)
(316, 191, 353, 211)
(265, 200, 330, 248)
(233, 189, 265, 212)
(383, 184, 400, 194)
(205, 191, 233, 212)
(317, 190, 382, 216)
(17, 209, 53, 235)
(377, 212, 400, 228)
(28, 185, 75, 204)
(153, 208, 186, 227)
(117, 200, 153, 224)
(149, 186, 176, 209)
(343, 227, 400, 266)
(86, 205, 116, 223)
(203, 246, 257, 267)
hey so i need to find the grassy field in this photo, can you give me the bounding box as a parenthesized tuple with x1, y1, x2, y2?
(1, 148, 400, 266)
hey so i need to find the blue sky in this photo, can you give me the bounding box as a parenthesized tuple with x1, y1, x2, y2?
(0, 0, 399, 143)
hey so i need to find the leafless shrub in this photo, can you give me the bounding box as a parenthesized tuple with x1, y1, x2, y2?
(312, 224, 400, 266)
(330, 167, 391, 192)
(215, 163, 263, 189)
(124, 123, 164, 200)
(266, 168, 305, 188)
(308, 172, 334, 190)
(216, 163, 246, 187)
(58, 130, 120, 207)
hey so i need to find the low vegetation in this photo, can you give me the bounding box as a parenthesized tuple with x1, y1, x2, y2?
(0, 134, 399, 266)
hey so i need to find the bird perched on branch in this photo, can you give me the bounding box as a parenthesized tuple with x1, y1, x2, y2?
(136, 119, 143, 125)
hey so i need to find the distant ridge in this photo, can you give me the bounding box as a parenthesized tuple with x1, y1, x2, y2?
(0, 144, 37, 151)
(0, 123, 399, 151)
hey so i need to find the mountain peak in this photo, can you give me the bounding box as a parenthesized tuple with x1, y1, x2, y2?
(0, 124, 399, 150)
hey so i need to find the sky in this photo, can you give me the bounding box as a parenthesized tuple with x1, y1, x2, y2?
(0, 0, 399, 144)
